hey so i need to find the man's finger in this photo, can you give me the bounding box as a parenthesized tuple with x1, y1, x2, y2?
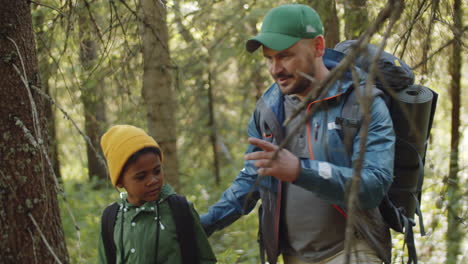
(244, 151, 272, 161)
(248, 137, 278, 152)
(257, 167, 272, 176)
(254, 159, 273, 168)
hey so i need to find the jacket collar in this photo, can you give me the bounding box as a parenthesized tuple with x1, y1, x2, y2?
(118, 183, 175, 208)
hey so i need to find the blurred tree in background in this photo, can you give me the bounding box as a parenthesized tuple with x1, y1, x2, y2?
(78, 0, 108, 183)
(0, 0, 465, 263)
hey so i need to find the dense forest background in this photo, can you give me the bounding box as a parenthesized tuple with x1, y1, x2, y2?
(0, 0, 466, 263)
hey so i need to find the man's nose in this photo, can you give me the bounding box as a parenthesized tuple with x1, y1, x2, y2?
(270, 60, 284, 75)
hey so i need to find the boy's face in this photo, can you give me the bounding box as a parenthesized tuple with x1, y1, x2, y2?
(117, 152, 164, 206)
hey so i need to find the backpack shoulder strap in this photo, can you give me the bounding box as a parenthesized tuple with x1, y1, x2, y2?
(101, 202, 119, 264)
(339, 86, 383, 155)
(257, 205, 266, 264)
(256, 97, 285, 143)
(167, 194, 199, 264)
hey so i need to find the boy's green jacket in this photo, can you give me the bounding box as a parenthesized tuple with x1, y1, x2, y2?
(98, 184, 216, 264)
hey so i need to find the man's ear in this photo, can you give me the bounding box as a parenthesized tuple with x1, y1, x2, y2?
(314, 36, 326, 57)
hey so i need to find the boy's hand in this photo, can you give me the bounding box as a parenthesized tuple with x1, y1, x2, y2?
(244, 137, 300, 182)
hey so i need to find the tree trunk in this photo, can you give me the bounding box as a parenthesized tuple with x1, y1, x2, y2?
(140, 0, 179, 188)
(0, 1, 69, 263)
(33, 6, 62, 180)
(421, 0, 439, 78)
(245, 18, 268, 100)
(344, 0, 369, 40)
(207, 70, 221, 185)
(305, 0, 340, 48)
(78, 2, 107, 183)
(446, 0, 463, 262)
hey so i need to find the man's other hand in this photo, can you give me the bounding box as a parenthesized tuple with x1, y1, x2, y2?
(244, 137, 300, 182)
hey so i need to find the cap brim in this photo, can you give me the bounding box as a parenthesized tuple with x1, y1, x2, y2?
(246, 32, 301, 53)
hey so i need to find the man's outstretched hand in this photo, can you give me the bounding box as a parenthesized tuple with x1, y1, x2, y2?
(244, 137, 300, 182)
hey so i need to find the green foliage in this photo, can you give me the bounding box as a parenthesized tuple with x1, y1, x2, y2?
(60, 174, 116, 264)
(33, 0, 467, 263)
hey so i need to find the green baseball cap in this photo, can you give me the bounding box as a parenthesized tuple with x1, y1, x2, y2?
(246, 4, 324, 53)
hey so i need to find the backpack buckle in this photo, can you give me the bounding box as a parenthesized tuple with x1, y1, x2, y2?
(335, 117, 360, 128)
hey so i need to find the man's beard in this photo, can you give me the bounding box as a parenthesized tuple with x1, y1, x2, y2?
(276, 58, 316, 96)
(287, 74, 311, 95)
(277, 68, 315, 96)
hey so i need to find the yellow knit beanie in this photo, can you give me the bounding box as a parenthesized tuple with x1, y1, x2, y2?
(100, 125, 163, 186)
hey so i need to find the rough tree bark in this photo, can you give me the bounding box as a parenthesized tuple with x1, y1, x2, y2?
(344, 0, 369, 40)
(305, 0, 340, 48)
(140, 0, 179, 188)
(0, 1, 69, 263)
(78, 2, 107, 182)
(446, 0, 463, 262)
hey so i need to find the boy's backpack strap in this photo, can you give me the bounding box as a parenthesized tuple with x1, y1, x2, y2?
(167, 194, 200, 264)
(101, 202, 119, 264)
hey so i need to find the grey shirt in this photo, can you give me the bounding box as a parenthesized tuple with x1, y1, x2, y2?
(281, 95, 346, 262)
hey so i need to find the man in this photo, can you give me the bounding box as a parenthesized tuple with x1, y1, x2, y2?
(201, 4, 395, 264)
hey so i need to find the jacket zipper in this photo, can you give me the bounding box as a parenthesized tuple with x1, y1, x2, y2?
(306, 93, 344, 158)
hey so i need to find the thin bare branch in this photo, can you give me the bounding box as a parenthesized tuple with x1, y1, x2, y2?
(28, 213, 64, 264)
(83, 0, 104, 44)
(344, 1, 404, 261)
(29, 84, 108, 173)
(394, 0, 431, 58)
(118, 0, 171, 58)
(421, 0, 440, 75)
(30, 0, 65, 16)
(27, 228, 39, 264)
(412, 27, 468, 70)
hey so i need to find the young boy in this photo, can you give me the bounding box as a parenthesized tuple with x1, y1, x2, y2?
(98, 125, 216, 264)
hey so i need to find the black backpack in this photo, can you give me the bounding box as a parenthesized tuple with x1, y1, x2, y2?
(101, 194, 199, 264)
(334, 40, 438, 264)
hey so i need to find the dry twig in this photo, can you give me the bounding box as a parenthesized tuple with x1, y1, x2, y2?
(344, 1, 404, 261)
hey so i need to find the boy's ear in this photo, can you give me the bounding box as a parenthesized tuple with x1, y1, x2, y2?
(116, 178, 123, 188)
